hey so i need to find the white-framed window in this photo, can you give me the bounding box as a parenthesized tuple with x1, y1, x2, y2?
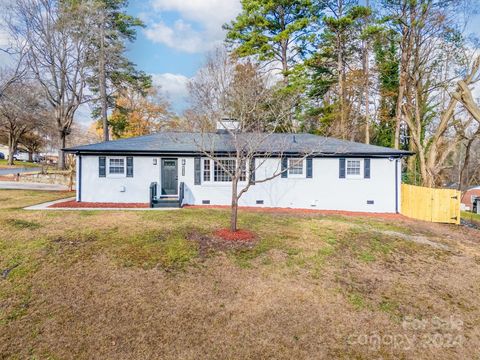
(203, 159, 211, 182)
(108, 157, 125, 175)
(214, 159, 235, 182)
(346, 159, 361, 177)
(203, 158, 247, 183)
(288, 158, 304, 177)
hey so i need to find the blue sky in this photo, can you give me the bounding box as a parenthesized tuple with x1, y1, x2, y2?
(125, 0, 241, 113)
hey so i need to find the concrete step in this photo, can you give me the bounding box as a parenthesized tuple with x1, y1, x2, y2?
(152, 198, 181, 208)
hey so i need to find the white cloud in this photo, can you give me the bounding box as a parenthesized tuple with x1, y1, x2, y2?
(145, 20, 205, 54)
(152, 72, 190, 109)
(151, 0, 240, 30)
(144, 0, 240, 53)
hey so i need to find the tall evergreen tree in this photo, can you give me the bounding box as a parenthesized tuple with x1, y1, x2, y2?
(305, 1, 370, 138)
(372, 30, 399, 147)
(87, 0, 151, 141)
(224, 0, 323, 83)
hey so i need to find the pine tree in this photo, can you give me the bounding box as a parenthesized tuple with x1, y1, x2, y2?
(87, 0, 151, 141)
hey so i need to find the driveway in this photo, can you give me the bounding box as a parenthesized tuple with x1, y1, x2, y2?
(0, 167, 41, 175)
(0, 181, 69, 191)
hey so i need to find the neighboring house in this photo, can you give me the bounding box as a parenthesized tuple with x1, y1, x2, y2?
(38, 152, 59, 165)
(461, 186, 480, 213)
(65, 127, 412, 212)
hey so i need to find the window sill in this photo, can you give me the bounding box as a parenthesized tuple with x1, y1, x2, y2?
(199, 181, 248, 187)
(286, 175, 306, 179)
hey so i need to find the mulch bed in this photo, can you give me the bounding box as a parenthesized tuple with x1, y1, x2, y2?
(187, 230, 257, 258)
(213, 228, 256, 241)
(49, 200, 149, 208)
(186, 205, 405, 220)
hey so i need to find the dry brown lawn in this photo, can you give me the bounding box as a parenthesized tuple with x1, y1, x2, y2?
(0, 189, 479, 359)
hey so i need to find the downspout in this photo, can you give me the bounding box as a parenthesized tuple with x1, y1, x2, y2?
(395, 158, 399, 213)
(78, 154, 82, 202)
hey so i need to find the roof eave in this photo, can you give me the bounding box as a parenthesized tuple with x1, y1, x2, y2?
(64, 148, 414, 158)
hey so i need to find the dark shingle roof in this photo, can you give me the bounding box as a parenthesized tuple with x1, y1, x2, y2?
(65, 132, 412, 157)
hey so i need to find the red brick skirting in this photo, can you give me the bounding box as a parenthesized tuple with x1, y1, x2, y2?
(185, 205, 405, 219)
(49, 200, 149, 208)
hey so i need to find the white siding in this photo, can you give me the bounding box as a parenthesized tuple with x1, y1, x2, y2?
(78, 155, 400, 213)
(80, 156, 159, 203)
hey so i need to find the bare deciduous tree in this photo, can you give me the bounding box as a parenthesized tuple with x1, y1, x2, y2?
(403, 55, 480, 187)
(10, 0, 91, 169)
(0, 81, 47, 165)
(188, 50, 315, 231)
(0, 48, 26, 98)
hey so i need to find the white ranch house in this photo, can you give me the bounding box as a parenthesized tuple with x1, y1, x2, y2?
(65, 129, 411, 212)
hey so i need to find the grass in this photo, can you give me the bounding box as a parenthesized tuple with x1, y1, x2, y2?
(462, 210, 480, 224)
(0, 189, 72, 210)
(0, 190, 479, 359)
(0, 159, 40, 168)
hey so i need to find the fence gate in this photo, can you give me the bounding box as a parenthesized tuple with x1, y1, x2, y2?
(401, 184, 461, 225)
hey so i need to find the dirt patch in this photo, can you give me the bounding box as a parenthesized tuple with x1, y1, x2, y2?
(380, 230, 451, 251)
(49, 200, 149, 208)
(187, 231, 256, 258)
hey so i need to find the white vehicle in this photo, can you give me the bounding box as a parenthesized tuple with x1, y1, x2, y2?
(11, 151, 33, 162)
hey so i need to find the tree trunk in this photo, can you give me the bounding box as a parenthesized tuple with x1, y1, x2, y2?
(281, 41, 289, 83)
(417, 149, 431, 187)
(337, 0, 346, 140)
(459, 141, 472, 191)
(7, 134, 16, 166)
(99, 10, 109, 142)
(395, 16, 413, 149)
(395, 67, 406, 148)
(230, 178, 239, 232)
(459, 127, 480, 191)
(28, 151, 33, 162)
(407, 139, 417, 183)
(58, 130, 66, 170)
(363, 0, 370, 144)
(337, 46, 345, 139)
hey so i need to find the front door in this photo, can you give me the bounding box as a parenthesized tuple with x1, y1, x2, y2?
(161, 159, 178, 195)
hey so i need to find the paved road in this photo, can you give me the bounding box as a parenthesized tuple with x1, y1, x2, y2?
(0, 181, 69, 191)
(0, 167, 41, 175)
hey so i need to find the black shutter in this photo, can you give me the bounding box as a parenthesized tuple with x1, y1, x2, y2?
(126, 157, 133, 177)
(281, 157, 288, 178)
(339, 158, 346, 178)
(194, 157, 201, 185)
(364, 158, 370, 179)
(99, 156, 106, 177)
(249, 158, 255, 184)
(306, 157, 313, 178)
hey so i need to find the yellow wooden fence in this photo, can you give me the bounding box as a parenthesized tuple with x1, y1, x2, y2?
(401, 184, 461, 225)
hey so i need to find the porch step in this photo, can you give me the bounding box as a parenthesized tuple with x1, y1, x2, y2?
(152, 198, 181, 208)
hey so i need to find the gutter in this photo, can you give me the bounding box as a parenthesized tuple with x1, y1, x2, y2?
(64, 149, 414, 158)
